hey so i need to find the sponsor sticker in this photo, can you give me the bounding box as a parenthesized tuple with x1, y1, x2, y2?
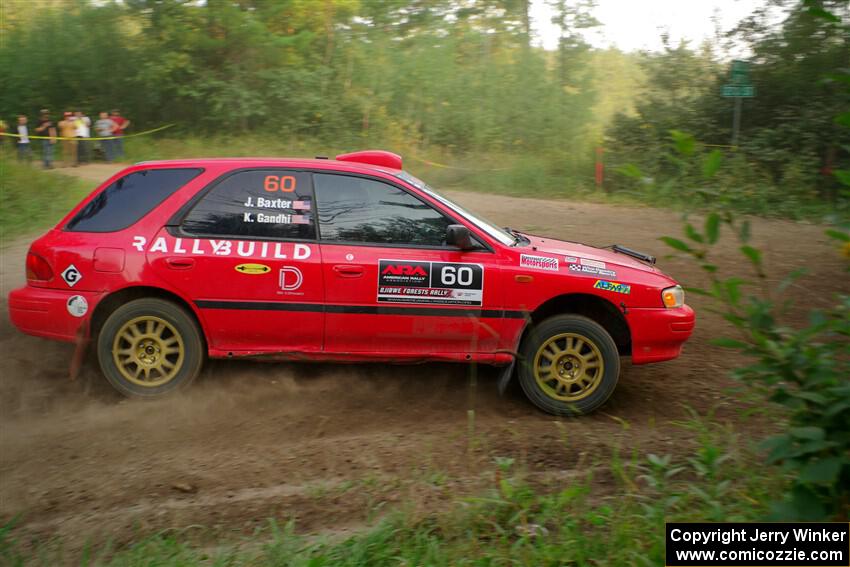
(61, 264, 82, 287)
(580, 258, 606, 269)
(568, 263, 617, 278)
(520, 254, 559, 272)
(565, 256, 578, 263)
(378, 260, 484, 306)
(235, 263, 271, 274)
(66, 295, 88, 317)
(279, 266, 303, 291)
(593, 279, 631, 294)
(132, 236, 312, 260)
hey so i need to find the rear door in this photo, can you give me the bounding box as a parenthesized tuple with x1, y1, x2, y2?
(149, 168, 323, 353)
(314, 172, 503, 355)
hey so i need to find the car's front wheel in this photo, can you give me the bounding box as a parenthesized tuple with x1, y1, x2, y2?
(97, 298, 204, 397)
(518, 314, 620, 416)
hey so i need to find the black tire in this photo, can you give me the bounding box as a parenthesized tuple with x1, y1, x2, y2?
(97, 298, 204, 397)
(517, 314, 620, 416)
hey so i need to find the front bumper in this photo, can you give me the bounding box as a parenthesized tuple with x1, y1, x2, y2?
(8, 285, 102, 343)
(628, 304, 695, 364)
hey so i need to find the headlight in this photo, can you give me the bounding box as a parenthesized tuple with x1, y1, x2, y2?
(661, 285, 685, 308)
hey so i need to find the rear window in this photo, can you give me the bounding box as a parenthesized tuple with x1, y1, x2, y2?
(65, 168, 202, 232)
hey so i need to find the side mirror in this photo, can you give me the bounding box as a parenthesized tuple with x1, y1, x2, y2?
(446, 224, 474, 250)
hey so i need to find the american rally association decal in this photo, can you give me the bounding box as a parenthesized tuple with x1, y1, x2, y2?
(520, 254, 559, 272)
(594, 279, 631, 294)
(378, 260, 484, 306)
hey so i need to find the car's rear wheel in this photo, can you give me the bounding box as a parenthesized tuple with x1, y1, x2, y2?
(518, 314, 620, 416)
(97, 298, 204, 397)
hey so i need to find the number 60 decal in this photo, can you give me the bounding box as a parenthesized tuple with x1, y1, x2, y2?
(264, 175, 296, 192)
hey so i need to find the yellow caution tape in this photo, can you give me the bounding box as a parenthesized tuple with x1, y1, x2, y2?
(702, 143, 739, 149)
(0, 123, 175, 141)
(408, 153, 510, 172)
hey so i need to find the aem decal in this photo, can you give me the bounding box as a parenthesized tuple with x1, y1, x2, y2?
(235, 263, 271, 275)
(593, 279, 631, 294)
(520, 254, 559, 272)
(378, 260, 484, 306)
(61, 264, 82, 288)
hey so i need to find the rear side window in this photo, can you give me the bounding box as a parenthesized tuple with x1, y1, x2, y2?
(66, 168, 202, 232)
(181, 169, 315, 240)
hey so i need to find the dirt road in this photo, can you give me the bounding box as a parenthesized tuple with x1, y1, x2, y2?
(1, 164, 847, 551)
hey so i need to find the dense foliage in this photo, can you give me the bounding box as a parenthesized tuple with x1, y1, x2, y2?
(2, 1, 847, 216)
(607, 0, 850, 211)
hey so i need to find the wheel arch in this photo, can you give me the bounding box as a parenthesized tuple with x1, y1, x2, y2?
(519, 293, 631, 356)
(90, 286, 208, 349)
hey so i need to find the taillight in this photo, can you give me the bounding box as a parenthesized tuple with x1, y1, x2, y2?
(26, 252, 53, 282)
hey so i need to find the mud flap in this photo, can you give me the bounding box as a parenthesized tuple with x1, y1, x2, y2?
(69, 320, 90, 381)
(497, 357, 516, 395)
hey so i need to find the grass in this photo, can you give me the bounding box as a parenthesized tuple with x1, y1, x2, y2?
(1, 412, 786, 566)
(0, 152, 93, 243)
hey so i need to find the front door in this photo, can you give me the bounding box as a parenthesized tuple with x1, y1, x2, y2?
(149, 168, 323, 353)
(314, 172, 503, 355)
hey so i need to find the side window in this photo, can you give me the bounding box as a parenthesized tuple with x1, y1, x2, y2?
(181, 169, 315, 240)
(66, 168, 202, 232)
(314, 174, 452, 246)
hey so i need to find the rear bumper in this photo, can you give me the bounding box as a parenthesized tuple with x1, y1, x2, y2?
(628, 304, 695, 364)
(8, 285, 102, 342)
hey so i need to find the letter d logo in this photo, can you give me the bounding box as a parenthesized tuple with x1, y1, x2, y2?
(279, 267, 303, 291)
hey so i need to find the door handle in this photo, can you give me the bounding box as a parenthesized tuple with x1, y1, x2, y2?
(165, 257, 195, 270)
(333, 264, 363, 277)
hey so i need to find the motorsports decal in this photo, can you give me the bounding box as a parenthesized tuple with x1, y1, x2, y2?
(132, 236, 312, 260)
(519, 254, 559, 272)
(593, 279, 631, 294)
(378, 260, 484, 306)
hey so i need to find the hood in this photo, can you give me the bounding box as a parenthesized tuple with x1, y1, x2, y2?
(520, 233, 663, 275)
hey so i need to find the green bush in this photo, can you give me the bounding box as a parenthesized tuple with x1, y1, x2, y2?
(662, 215, 850, 520)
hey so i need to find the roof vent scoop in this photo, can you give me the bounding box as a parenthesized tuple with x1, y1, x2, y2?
(335, 150, 402, 170)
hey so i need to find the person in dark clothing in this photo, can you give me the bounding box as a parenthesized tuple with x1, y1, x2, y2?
(34, 110, 57, 169)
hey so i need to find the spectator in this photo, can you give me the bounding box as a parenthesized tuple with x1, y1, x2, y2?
(74, 110, 91, 164)
(110, 109, 130, 158)
(94, 111, 116, 162)
(15, 115, 31, 162)
(58, 111, 77, 167)
(34, 110, 57, 169)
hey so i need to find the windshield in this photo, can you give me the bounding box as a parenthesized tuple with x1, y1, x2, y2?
(395, 171, 517, 246)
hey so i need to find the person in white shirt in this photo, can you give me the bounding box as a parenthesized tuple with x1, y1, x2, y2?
(74, 111, 92, 164)
(16, 115, 31, 162)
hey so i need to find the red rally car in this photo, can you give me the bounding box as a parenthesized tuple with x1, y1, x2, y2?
(8, 151, 695, 415)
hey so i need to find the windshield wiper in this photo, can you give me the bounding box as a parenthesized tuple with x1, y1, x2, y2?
(504, 227, 530, 246)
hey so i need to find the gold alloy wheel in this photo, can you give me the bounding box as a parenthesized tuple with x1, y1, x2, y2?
(112, 315, 185, 387)
(532, 332, 605, 401)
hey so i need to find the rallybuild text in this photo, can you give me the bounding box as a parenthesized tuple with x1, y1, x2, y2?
(665, 522, 850, 567)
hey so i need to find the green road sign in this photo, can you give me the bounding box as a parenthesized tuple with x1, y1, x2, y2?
(722, 84, 755, 97)
(730, 60, 751, 85)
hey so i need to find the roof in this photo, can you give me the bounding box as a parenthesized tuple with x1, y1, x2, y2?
(135, 151, 404, 176)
